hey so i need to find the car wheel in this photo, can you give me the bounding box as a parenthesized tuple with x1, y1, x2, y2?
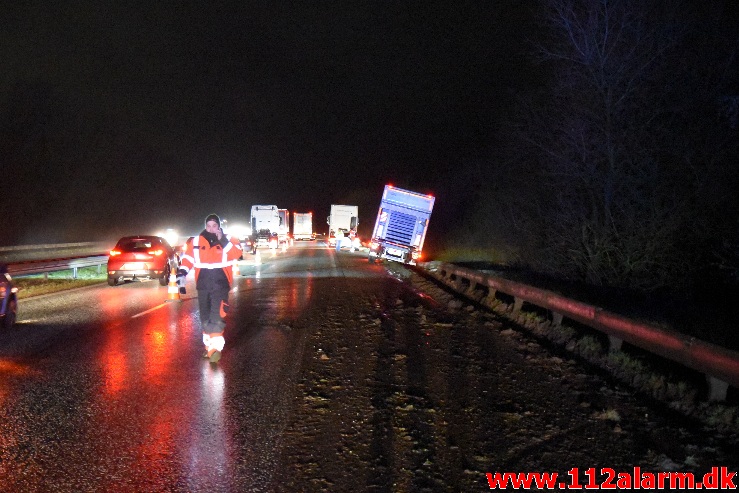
(159, 264, 170, 286)
(108, 276, 118, 286)
(2, 298, 17, 328)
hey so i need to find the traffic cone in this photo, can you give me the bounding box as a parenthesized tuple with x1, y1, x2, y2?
(165, 268, 181, 302)
(255, 249, 261, 265)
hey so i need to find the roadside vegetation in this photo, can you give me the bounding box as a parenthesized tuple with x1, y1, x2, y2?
(476, 1, 739, 291)
(440, 1, 739, 350)
(13, 266, 106, 299)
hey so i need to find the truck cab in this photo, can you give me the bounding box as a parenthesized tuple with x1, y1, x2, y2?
(250, 205, 282, 252)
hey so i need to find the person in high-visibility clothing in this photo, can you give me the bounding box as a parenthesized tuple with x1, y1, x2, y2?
(335, 229, 345, 252)
(178, 213, 243, 363)
(348, 228, 357, 252)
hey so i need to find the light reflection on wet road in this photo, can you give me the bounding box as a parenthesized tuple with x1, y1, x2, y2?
(0, 242, 370, 492)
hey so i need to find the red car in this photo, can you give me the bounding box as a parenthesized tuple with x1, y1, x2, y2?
(107, 235, 179, 286)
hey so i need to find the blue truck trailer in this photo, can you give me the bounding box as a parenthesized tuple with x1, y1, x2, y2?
(368, 185, 435, 264)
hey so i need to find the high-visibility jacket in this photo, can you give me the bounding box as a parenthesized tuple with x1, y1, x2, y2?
(180, 231, 242, 285)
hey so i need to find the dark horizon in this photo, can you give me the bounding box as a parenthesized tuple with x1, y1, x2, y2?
(1, 1, 535, 248)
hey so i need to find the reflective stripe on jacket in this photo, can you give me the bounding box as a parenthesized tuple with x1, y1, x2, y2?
(180, 233, 242, 285)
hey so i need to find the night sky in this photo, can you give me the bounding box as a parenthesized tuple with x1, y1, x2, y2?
(1, 1, 533, 246)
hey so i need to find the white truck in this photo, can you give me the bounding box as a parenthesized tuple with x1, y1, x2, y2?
(250, 205, 282, 252)
(293, 212, 315, 241)
(277, 208, 290, 245)
(368, 185, 435, 264)
(327, 204, 358, 248)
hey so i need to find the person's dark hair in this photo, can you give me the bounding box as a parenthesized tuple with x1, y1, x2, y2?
(205, 214, 221, 227)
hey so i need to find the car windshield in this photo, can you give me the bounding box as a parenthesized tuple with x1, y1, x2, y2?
(117, 239, 159, 252)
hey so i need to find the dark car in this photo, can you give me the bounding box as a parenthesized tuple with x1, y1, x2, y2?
(250, 229, 275, 254)
(0, 263, 18, 328)
(107, 235, 179, 286)
(240, 236, 254, 257)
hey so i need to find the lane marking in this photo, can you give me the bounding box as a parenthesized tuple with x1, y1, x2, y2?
(131, 302, 168, 318)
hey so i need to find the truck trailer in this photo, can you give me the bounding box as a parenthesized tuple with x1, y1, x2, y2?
(327, 204, 358, 248)
(277, 208, 290, 245)
(368, 185, 435, 264)
(250, 205, 281, 252)
(293, 212, 315, 241)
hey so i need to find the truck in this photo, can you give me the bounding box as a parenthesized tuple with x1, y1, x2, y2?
(293, 212, 315, 241)
(327, 204, 358, 248)
(277, 208, 290, 245)
(250, 205, 282, 252)
(368, 185, 435, 265)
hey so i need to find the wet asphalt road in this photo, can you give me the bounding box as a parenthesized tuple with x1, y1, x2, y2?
(0, 242, 357, 492)
(1, 243, 737, 492)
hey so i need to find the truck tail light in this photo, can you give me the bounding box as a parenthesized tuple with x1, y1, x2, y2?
(411, 250, 421, 260)
(370, 241, 379, 251)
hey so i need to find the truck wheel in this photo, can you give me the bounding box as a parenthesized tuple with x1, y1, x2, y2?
(368, 254, 375, 263)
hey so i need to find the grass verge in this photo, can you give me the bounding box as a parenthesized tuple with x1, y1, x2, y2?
(13, 266, 107, 299)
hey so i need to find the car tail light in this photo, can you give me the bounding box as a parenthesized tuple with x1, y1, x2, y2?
(109, 250, 122, 256)
(148, 249, 164, 256)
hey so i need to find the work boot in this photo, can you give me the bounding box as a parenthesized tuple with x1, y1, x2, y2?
(209, 350, 222, 363)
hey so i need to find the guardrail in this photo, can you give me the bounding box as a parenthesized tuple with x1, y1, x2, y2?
(418, 260, 739, 401)
(5, 255, 109, 278)
(0, 241, 108, 253)
(0, 242, 111, 264)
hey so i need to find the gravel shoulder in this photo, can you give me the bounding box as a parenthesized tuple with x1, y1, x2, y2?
(272, 258, 739, 491)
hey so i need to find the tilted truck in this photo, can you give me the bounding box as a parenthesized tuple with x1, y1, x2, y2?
(327, 204, 358, 247)
(250, 205, 281, 252)
(293, 212, 315, 241)
(368, 185, 435, 264)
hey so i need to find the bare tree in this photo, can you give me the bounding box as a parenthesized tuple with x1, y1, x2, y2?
(502, 0, 739, 290)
